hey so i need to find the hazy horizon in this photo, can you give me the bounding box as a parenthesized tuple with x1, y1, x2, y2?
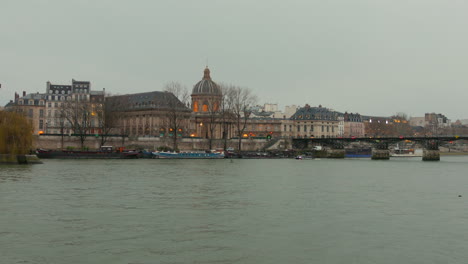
(1, 0, 467, 120)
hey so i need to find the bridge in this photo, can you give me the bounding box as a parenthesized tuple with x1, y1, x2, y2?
(292, 136, 468, 161)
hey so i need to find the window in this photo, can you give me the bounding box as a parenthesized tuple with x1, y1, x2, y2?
(284, 125, 287, 131)
(297, 125, 300, 132)
(48, 103, 52, 107)
(28, 109, 33, 118)
(39, 120, 44, 129)
(304, 125, 307, 132)
(321, 126, 324, 132)
(311, 125, 314, 132)
(39, 109, 44, 118)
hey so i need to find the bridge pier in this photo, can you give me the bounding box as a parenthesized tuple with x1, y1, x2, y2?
(371, 142, 389, 160)
(422, 140, 440, 161)
(422, 149, 440, 161)
(371, 149, 390, 160)
(326, 141, 345, 159)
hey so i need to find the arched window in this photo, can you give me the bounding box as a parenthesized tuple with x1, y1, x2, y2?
(193, 101, 199, 112)
(202, 104, 208, 112)
(214, 102, 219, 111)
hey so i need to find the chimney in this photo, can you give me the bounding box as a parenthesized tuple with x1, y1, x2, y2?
(23, 91, 26, 97)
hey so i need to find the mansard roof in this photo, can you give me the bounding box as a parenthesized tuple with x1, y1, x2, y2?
(290, 104, 339, 121)
(342, 112, 363, 122)
(22, 93, 47, 100)
(106, 91, 190, 112)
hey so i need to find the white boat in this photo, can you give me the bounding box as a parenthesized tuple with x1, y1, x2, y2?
(152, 151, 225, 159)
(391, 148, 423, 157)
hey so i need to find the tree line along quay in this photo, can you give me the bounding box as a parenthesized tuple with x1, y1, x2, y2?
(2, 67, 468, 161)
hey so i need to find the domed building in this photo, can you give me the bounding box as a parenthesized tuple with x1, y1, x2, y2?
(190, 67, 226, 143)
(191, 67, 222, 113)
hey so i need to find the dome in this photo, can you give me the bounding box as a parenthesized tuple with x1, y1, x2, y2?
(192, 67, 222, 95)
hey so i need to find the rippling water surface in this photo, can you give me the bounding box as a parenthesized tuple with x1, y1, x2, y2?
(2, 157, 468, 264)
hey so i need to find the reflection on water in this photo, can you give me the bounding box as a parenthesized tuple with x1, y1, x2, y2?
(1, 157, 468, 264)
(0, 165, 34, 182)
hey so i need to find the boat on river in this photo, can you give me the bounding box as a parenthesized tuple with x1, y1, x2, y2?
(35, 148, 141, 159)
(152, 151, 225, 159)
(345, 148, 372, 158)
(391, 148, 423, 157)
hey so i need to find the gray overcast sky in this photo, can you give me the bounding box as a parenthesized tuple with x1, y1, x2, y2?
(1, 0, 467, 119)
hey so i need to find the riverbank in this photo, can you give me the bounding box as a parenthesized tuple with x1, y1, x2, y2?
(0, 154, 43, 164)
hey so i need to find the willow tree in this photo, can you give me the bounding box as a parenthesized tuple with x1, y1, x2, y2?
(0, 111, 33, 155)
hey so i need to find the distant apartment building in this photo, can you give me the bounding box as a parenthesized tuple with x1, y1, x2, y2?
(5, 80, 104, 135)
(283, 105, 299, 119)
(5, 92, 47, 134)
(287, 104, 340, 138)
(425, 113, 450, 127)
(409, 117, 425, 127)
(342, 112, 365, 137)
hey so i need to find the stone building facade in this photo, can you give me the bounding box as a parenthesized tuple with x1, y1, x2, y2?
(342, 112, 365, 137)
(6, 80, 104, 136)
(5, 92, 47, 134)
(106, 91, 192, 137)
(287, 104, 340, 138)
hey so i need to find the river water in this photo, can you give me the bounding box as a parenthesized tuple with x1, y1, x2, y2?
(1, 157, 468, 264)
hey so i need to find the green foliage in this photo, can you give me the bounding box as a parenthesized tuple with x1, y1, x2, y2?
(0, 111, 33, 155)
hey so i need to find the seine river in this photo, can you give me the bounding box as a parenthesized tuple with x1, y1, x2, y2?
(2, 157, 468, 264)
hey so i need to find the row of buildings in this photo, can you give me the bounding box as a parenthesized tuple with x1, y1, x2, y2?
(3, 67, 456, 149)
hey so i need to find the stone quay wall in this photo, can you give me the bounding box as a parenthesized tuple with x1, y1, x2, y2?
(34, 135, 274, 152)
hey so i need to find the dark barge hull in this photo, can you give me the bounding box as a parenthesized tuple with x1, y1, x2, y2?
(36, 150, 140, 159)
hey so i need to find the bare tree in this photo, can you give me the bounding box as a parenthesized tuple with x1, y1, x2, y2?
(60, 98, 94, 149)
(219, 84, 235, 150)
(199, 94, 224, 150)
(224, 85, 257, 154)
(163, 82, 191, 151)
(95, 96, 122, 147)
